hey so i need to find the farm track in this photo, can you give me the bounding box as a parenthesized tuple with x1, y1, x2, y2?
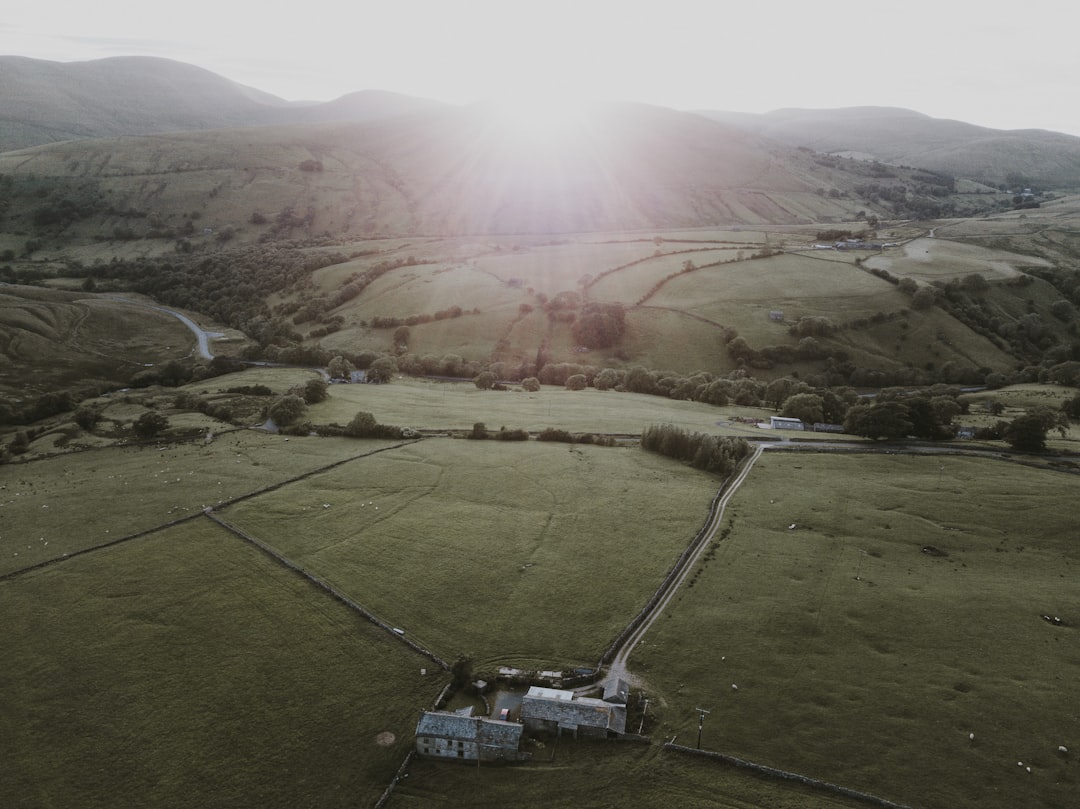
(604, 443, 765, 687)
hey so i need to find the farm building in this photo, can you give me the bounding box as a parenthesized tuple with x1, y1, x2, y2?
(415, 709, 527, 762)
(769, 416, 805, 431)
(520, 686, 627, 739)
(603, 677, 629, 705)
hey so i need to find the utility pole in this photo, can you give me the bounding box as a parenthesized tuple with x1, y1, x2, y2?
(695, 707, 710, 749)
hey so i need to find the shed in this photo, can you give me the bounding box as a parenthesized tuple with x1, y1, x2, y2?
(769, 416, 805, 431)
(603, 677, 630, 705)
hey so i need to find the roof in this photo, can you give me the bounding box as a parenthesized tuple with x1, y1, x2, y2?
(521, 692, 626, 734)
(603, 677, 629, 704)
(415, 711, 523, 749)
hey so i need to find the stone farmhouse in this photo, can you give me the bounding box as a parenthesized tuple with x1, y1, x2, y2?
(415, 709, 528, 762)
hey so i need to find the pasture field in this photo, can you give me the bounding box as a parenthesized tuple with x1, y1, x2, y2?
(864, 237, 1051, 281)
(388, 739, 869, 809)
(0, 519, 441, 809)
(303, 375, 850, 440)
(218, 437, 721, 666)
(632, 450, 1080, 809)
(585, 247, 745, 304)
(0, 428, 402, 576)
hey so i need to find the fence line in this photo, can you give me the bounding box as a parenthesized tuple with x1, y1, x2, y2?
(204, 510, 449, 671)
(663, 743, 912, 809)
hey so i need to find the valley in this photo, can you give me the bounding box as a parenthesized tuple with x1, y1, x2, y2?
(2, 56, 1080, 809)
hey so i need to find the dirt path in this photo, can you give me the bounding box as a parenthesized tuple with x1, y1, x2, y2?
(606, 443, 765, 688)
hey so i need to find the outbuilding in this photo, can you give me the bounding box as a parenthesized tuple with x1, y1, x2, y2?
(520, 686, 626, 739)
(769, 416, 805, 431)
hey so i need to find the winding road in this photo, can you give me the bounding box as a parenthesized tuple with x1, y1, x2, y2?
(107, 295, 220, 360)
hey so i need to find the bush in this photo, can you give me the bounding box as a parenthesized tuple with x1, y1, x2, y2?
(521, 377, 540, 392)
(268, 394, 306, 427)
(133, 411, 169, 440)
(565, 374, 587, 391)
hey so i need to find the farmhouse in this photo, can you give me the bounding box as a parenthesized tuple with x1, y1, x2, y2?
(520, 686, 627, 739)
(415, 709, 527, 762)
(769, 416, 805, 431)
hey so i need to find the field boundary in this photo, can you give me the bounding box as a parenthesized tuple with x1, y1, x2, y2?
(0, 437, 423, 582)
(663, 743, 913, 809)
(204, 510, 450, 670)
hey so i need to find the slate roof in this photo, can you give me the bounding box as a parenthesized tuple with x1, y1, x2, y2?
(521, 689, 626, 734)
(415, 711, 522, 749)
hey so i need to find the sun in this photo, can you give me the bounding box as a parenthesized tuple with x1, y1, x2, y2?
(488, 91, 593, 151)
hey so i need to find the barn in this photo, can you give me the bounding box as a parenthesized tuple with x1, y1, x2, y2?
(520, 686, 627, 739)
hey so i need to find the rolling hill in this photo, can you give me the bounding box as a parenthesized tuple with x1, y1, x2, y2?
(698, 106, 1080, 188)
(0, 55, 445, 151)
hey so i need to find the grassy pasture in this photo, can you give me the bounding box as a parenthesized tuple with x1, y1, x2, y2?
(865, 237, 1052, 282)
(388, 739, 869, 809)
(0, 519, 440, 809)
(586, 248, 744, 304)
(0, 429, 400, 576)
(633, 451, 1080, 809)
(0, 286, 195, 401)
(471, 241, 661, 296)
(218, 438, 720, 666)
(307, 375, 827, 439)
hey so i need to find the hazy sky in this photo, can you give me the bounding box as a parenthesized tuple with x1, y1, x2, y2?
(5, 0, 1079, 136)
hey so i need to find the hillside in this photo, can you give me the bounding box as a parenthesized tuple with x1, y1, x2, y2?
(698, 106, 1080, 189)
(0, 103, 896, 245)
(0, 56, 444, 151)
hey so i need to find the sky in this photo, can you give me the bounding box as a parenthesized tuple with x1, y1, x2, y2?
(4, 0, 1080, 136)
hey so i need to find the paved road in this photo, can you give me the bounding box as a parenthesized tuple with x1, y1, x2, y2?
(106, 295, 219, 360)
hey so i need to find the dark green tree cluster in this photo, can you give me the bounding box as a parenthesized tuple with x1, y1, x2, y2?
(571, 302, 626, 349)
(641, 425, 750, 475)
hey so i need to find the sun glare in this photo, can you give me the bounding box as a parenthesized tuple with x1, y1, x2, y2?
(490, 93, 592, 150)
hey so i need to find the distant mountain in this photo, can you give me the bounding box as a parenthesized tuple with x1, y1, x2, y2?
(0, 102, 901, 238)
(696, 106, 1080, 188)
(0, 56, 445, 151)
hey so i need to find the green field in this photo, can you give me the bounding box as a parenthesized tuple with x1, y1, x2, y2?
(633, 450, 1080, 809)
(218, 438, 719, 666)
(4, 371, 1080, 808)
(0, 519, 442, 809)
(388, 740, 871, 809)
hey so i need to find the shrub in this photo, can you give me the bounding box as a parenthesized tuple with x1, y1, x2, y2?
(268, 394, 306, 427)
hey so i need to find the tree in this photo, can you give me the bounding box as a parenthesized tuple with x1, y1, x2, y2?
(565, 374, 587, 391)
(469, 422, 489, 440)
(298, 378, 329, 404)
(521, 377, 540, 392)
(74, 407, 101, 431)
(1063, 394, 1080, 421)
(133, 411, 169, 440)
(268, 394, 306, 427)
(594, 368, 621, 391)
(781, 393, 824, 425)
(327, 355, 355, 380)
(843, 401, 913, 441)
(345, 410, 377, 437)
(474, 371, 496, 390)
(1004, 413, 1048, 452)
(393, 325, 411, 349)
(367, 356, 397, 384)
